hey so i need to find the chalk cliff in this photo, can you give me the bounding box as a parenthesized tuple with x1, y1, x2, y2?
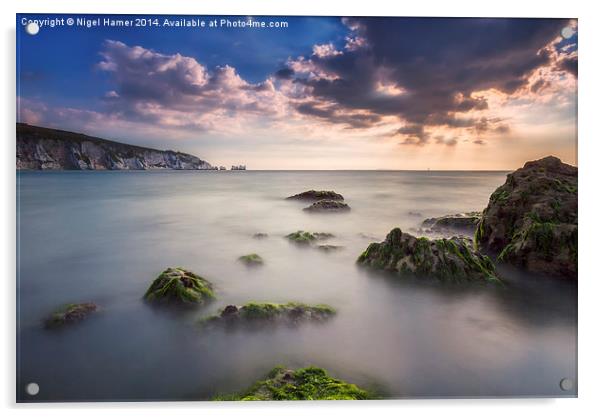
(16, 123, 214, 170)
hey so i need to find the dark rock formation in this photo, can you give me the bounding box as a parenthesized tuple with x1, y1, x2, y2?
(44, 303, 98, 329)
(357, 228, 501, 284)
(17, 123, 214, 170)
(213, 366, 375, 400)
(475, 156, 577, 279)
(317, 244, 343, 252)
(144, 267, 215, 306)
(252, 233, 268, 239)
(286, 190, 344, 201)
(422, 212, 482, 231)
(199, 302, 336, 329)
(303, 200, 351, 212)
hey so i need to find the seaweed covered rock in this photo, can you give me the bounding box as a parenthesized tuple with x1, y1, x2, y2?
(422, 212, 481, 232)
(357, 228, 500, 284)
(286, 231, 334, 245)
(286, 190, 344, 201)
(144, 267, 215, 306)
(238, 254, 264, 266)
(199, 302, 336, 329)
(303, 200, 351, 213)
(214, 366, 374, 400)
(475, 156, 577, 279)
(317, 244, 343, 252)
(44, 303, 98, 329)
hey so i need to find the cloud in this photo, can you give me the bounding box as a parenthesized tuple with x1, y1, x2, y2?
(281, 17, 577, 144)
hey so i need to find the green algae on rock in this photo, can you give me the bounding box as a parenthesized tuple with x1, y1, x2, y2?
(475, 156, 577, 279)
(286, 230, 334, 245)
(213, 366, 375, 400)
(199, 302, 336, 329)
(303, 200, 351, 212)
(286, 190, 344, 201)
(357, 228, 501, 284)
(238, 253, 264, 266)
(422, 212, 482, 232)
(144, 267, 214, 306)
(44, 302, 98, 329)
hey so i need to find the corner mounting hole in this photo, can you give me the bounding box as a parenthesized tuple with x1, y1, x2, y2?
(559, 378, 574, 391)
(25, 382, 39, 396)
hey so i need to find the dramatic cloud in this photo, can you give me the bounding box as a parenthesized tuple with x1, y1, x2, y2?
(280, 17, 577, 144)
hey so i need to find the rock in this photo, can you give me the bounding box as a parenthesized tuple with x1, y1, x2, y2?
(143, 267, 215, 306)
(317, 244, 343, 252)
(408, 211, 423, 217)
(303, 200, 351, 212)
(475, 156, 577, 279)
(213, 366, 375, 400)
(44, 303, 98, 329)
(286, 190, 344, 201)
(422, 212, 482, 232)
(286, 231, 334, 245)
(252, 233, 268, 239)
(357, 228, 501, 284)
(199, 302, 336, 329)
(238, 253, 264, 266)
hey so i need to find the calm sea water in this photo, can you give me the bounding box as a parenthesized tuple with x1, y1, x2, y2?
(16, 171, 577, 401)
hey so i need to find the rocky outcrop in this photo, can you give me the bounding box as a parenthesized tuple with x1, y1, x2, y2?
(475, 156, 577, 279)
(357, 228, 501, 284)
(17, 123, 214, 170)
(286, 231, 334, 245)
(44, 303, 98, 329)
(213, 366, 374, 400)
(144, 267, 215, 306)
(286, 190, 344, 201)
(199, 302, 336, 329)
(303, 200, 351, 212)
(422, 212, 481, 232)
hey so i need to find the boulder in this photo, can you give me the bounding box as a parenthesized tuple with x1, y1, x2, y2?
(213, 366, 375, 400)
(357, 228, 501, 284)
(143, 267, 215, 306)
(238, 253, 264, 266)
(303, 200, 351, 212)
(199, 302, 336, 329)
(317, 244, 343, 252)
(475, 156, 577, 279)
(252, 233, 268, 239)
(286, 190, 344, 201)
(44, 303, 98, 329)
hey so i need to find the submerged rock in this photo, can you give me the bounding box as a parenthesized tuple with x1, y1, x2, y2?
(238, 253, 264, 266)
(44, 303, 98, 329)
(144, 267, 215, 306)
(286, 231, 334, 245)
(422, 212, 481, 231)
(303, 200, 351, 212)
(286, 190, 344, 201)
(199, 302, 336, 329)
(317, 244, 343, 252)
(475, 156, 577, 279)
(357, 228, 500, 284)
(213, 366, 374, 400)
(252, 233, 268, 239)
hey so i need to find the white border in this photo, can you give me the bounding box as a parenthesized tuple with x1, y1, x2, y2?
(3, 1, 601, 416)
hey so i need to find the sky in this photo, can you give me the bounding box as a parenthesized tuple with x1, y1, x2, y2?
(17, 15, 578, 170)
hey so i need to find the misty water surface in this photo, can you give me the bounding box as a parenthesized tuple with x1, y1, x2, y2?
(16, 170, 577, 401)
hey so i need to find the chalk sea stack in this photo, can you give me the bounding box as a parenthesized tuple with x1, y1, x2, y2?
(199, 302, 336, 329)
(213, 366, 375, 400)
(357, 228, 500, 284)
(144, 267, 215, 306)
(44, 303, 98, 329)
(475, 156, 577, 279)
(286, 190, 344, 201)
